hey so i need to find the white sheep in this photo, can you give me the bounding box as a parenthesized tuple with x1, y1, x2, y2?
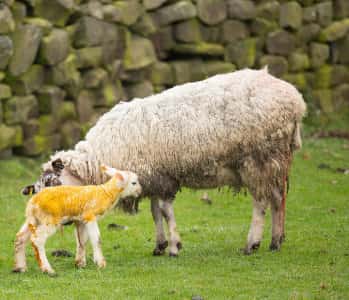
(14, 166, 141, 275)
(23, 68, 306, 256)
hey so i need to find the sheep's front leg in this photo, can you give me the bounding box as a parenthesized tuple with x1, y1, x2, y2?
(85, 221, 106, 268)
(75, 222, 88, 268)
(244, 199, 267, 255)
(151, 198, 168, 256)
(30, 224, 57, 275)
(13, 222, 31, 273)
(160, 200, 182, 257)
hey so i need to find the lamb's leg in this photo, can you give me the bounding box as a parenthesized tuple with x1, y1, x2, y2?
(151, 198, 168, 256)
(160, 200, 182, 257)
(244, 199, 267, 255)
(270, 194, 284, 251)
(30, 224, 57, 275)
(86, 221, 106, 268)
(75, 222, 88, 268)
(13, 222, 31, 272)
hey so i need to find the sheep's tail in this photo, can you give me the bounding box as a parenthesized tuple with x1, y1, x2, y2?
(291, 121, 302, 151)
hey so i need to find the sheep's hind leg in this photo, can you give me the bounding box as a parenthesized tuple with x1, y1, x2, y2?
(160, 200, 182, 257)
(13, 222, 31, 273)
(30, 224, 57, 275)
(244, 199, 267, 255)
(151, 198, 168, 256)
(86, 220, 106, 268)
(75, 222, 89, 268)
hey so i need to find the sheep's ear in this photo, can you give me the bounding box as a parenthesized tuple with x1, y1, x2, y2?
(52, 158, 64, 173)
(22, 185, 35, 195)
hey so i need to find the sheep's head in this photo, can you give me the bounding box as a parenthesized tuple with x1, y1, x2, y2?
(22, 159, 64, 195)
(101, 164, 142, 198)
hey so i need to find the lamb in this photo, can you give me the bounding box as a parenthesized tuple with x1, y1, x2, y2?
(22, 68, 306, 257)
(14, 165, 142, 275)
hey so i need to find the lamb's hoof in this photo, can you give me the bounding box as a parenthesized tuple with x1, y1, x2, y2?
(75, 260, 86, 268)
(43, 269, 57, 277)
(153, 241, 168, 256)
(176, 242, 183, 251)
(97, 260, 106, 269)
(269, 238, 281, 251)
(169, 252, 178, 257)
(243, 242, 260, 255)
(280, 234, 286, 244)
(12, 267, 26, 273)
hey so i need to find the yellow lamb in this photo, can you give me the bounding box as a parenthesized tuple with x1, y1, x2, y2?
(13, 165, 142, 275)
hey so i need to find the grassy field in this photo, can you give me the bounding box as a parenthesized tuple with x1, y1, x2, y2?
(0, 137, 348, 300)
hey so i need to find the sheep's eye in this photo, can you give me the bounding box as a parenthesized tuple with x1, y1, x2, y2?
(131, 182, 137, 185)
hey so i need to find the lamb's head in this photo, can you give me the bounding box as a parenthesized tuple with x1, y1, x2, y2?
(101, 165, 142, 198)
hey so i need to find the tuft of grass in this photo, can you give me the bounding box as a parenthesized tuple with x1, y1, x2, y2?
(0, 138, 348, 300)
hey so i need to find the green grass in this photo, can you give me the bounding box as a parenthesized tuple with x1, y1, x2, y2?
(0, 138, 348, 300)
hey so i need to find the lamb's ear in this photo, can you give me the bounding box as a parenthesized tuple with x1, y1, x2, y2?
(101, 164, 117, 177)
(52, 158, 64, 173)
(115, 172, 128, 188)
(22, 185, 35, 195)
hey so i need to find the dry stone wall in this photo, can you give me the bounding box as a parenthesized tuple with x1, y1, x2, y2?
(0, 0, 348, 157)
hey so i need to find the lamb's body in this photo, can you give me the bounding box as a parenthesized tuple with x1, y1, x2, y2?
(35, 68, 306, 256)
(14, 167, 141, 274)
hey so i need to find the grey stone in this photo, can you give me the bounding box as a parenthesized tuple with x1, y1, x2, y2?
(9, 24, 42, 76)
(150, 26, 174, 59)
(172, 60, 192, 84)
(24, 18, 53, 35)
(332, 35, 349, 64)
(303, 6, 317, 23)
(172, 43, 224, 57)
(197, 0, 226, 25)
(0, 35, 12, 70)
(22, 119, 39, 139)
(0, 124, 16, 150)
(279, 1, 302, 30)
(204, 61, 236, 77)
(319, 19, 349, 42)
(103, 1, 143, 26)
(266, 30, 295, 55)
(0, 4, 15, 34)
(143, 0, 168, 10)
(39, 29, 70, 65)
(153, 1, 197, 26)
(227, 0, 256, 20)
(333, 84, 349, 108)
(126, 80, 154, 99)
(251, 18, 278, 37)
(259, 55, 288, 77)
(76, 47, 103, 69)
(76, 90, 94, 123)
(4, 95, 38, 125)
(297, 23, 320, 44)
(332, 65, 349, 86)
(310, 43, 329, 68)
(131, 13, 157, 37)
(334, 0, 349, 19)
(9, 64, 44, 95)
(82, 68, 108, 88)
(37, 85, 65, 115)
(200, 24, 221, 43)
(60, 121, 82, 148)
(222, 20, 249, 44)
(34, 0, 75, 27)
(0, 84, 11, 99)
(80, 1, 104, 20)
(174, 19, 202, 43)
(256, 1, 280, 20)
(316, 1, 332, 27)
(123, 35, 156, 71)
(58, 101, 77, 122)
(225, 38, 256, 68)
(149, 62, 174, 85)
(288, 52, 310, 71)
(95, 80, 125, 107)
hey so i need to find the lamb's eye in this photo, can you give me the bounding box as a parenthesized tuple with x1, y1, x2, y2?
(131, 182, 137, 185)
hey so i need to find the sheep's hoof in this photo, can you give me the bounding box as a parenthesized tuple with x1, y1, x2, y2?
(269, 238, 281, 251)
(43, 269, 57, 277)
(176, 242, 183, 251)
(280, 234, 286, 244)
(12, 267, 27, 273)
(75, 260, 86, 268)
(169, 252, 178, 257)
(153, 241, 168, 256)
(243, 242, 260, 255)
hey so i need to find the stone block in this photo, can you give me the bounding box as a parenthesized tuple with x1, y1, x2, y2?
(11, 2, 27, 23)
(8, 24, 42, 76)
(123, 34, 157, 71)
(0, 35, 12, 70)
(251, 18, 278, 37)
(310, 43, 329, 68)
(36, 85, 65, 115)
(0, 4, 15, 34)
(8, 64, 44, 95)
(39, 29, 70, 65)
(76, 47, 103, 69)
(279, 1, 302, 30)
(153, 1, 196, 26)
(4, 95, 38, 125)
(259, 55, 288, 77)
(131, 13, 157, 37)
(82, 68, 108, 88)
(172, 43, 224, 57)
(227, 0, 256, 20)
(297, 23, 320, 44)
(316, 2, 332, 27)
(225, 38, 256, 68)
(143, 0, 168, 11)
(197, 0, 227, 25)
(319, 19, 349, 42)
(0, 123, 16, 150)
(60, 121, 82, 148)
(288, 52, 310, 71)
(76, 90, 95, 123)
(266, 30, 295, 55)
(0, 83, 11, 99)
(174, 19, 202, 43)
(126, 80, 154, 99)
(222, 20, 249, 43)
(103, 1, 143, 25)
(150, 26, 174, 59)
(34, 0, 75, 27)
(149, 62, 174, 85)
(58, 101, 77, 121)
(256, 1, 280, 20)
(204, 61, 236, 77)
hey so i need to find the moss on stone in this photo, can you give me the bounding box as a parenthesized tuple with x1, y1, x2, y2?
(314, 65, 332, 89)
